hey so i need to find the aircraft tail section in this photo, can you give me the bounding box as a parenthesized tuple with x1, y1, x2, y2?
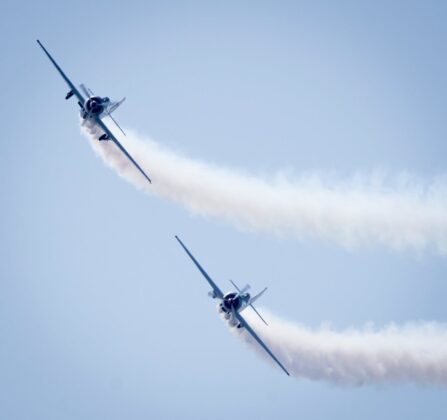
(231, 279, 269, 325)
(249, 287, 267, 305)
(248, 287, 269, 326)
(108, 97, 126, 114)
(103, 97, 127, 136)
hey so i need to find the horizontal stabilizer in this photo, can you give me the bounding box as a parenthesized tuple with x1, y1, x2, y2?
(106, 112, 126, 137)
(250, 304, 268, 326)
(249, 287, 267, 305)
(108, 97, 126, 114)
(248, 287, 268, 325)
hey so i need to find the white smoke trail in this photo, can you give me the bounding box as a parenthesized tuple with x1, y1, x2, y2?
(229, 309, 447, 386)
(81, 121, 447, 254)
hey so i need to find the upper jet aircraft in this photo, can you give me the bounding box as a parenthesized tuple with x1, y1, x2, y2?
(175, 235, 290, 376)
(37, 40, 151, 184)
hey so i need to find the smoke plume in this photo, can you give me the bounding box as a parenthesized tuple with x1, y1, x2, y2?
(81, 121, 447, 254)
(81, 121, 447, 385)
(230, 309, 447, 386)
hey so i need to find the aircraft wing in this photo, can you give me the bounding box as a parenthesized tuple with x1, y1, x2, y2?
(233, 310, 290, 376)
(175, 236, 224, 299)
(95, 117, 152, 184)
(37, 40, 85, 104)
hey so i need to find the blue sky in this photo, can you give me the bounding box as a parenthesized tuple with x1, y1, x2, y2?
(1, 1, 447, 419)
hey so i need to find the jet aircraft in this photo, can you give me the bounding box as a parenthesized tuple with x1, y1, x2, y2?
(175, 235, 290, 376)
(36, 40, 151, 184)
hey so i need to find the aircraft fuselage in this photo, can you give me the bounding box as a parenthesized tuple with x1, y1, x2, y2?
(79, 95, 111, 120)
(220, 291, 250, 312)
(214, 291, 251, 327)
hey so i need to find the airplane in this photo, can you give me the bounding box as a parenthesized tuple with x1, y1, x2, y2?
(36, 40, 152, 184)
(175, 235, 290, 376)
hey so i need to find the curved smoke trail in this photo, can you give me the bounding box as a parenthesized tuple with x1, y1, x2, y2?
(81, 121, 447, 254)
(229, 309, 447, 386)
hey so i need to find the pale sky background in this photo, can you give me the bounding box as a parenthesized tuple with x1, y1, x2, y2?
(1, 1, 447, 419)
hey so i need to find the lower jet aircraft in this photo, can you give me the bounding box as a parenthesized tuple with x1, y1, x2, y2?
(175, 236, 290, 376)
(36, 40, 151, 184)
